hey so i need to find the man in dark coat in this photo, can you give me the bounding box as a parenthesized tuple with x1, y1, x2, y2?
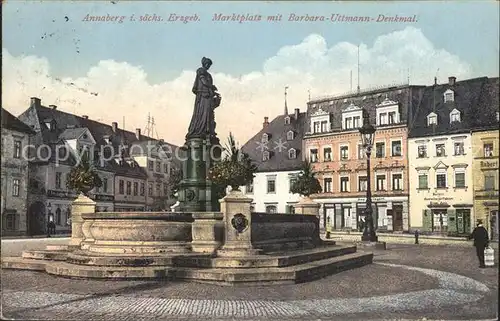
(468, 221, 489, 268)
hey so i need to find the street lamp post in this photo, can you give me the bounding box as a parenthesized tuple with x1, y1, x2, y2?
(359, 108, 378, 242)
(47, 203, 53, 237)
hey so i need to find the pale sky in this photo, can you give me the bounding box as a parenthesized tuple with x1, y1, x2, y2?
(3, 1, 499, 145)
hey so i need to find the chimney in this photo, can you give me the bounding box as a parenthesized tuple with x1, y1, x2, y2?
(448, 76, 456, 86)
(112, 122, 118, 133)
(294, 108, 300, 120)
(135, 128, 141, 140)
(82, 115, 88, 119)
(49, 105, 57, 110)
(263, 116, 269, 128)
(30, 97, 41, 108)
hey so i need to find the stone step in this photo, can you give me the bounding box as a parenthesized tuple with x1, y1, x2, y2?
(174, 245, 357, 269)
(1, 257, 48, 271)
(45, 261, 173, 279)
(22, 250, 69, 261)
(46, 245, 70, 251)
(66, 251, 210, 266)
(174, 252, 373, 285)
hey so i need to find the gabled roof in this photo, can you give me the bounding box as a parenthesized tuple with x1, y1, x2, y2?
(408, 76, 499, 138)
(58, 127, 88, 141)
(242, 112, 306, 172)
(1, 108, 35, 135)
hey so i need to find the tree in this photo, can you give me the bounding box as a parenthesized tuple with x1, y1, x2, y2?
(66, 155, 102, 196)
(207, 132, 257, 191)
(290, 161, 322, 197)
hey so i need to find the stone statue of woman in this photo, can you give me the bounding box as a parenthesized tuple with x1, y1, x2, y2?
(186, 57, 221, 140)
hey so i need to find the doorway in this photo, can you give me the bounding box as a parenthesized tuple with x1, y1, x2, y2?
(456, 209, 471, 235)
(392, 204, 404, 231)
(28, 201, 46, 235)
(432, 209, 448, 233)
(490, 210, 499, 241)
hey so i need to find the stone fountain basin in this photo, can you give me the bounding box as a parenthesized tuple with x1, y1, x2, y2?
(80, 212, 194, 254)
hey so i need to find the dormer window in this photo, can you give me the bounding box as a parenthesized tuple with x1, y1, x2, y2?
(262, 151, 270, 161)
(496, 111, 499, 122)
(103, 135, 110, 144)
(284, 116, 290, 125)
(286, 130, 294, 141)
(444, 89, 454, 103)
(427, 112, 437, 126)
(450, 109, 461, 123)
(310, 107, 330, 134)
(262, 133, 268, 143)
(288, 148, 296, 159)
(342, 102, 363, 130)
(44, 119, 56, 131)
(376, 97, 400, 126)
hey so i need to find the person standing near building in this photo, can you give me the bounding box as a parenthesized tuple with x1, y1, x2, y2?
(468, 221, 489, 268)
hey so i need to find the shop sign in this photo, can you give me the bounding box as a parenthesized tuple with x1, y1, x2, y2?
(480, 161, 498, 169)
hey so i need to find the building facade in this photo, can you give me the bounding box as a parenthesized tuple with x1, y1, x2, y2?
(1, 108, 35, 236)
(304, 86, 423, 232)
(17, 97, 178, 234)
(408, 76, 499, 235)
(241, 108, 306, 213)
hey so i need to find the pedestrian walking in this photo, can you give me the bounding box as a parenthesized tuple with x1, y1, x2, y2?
(468, 221, 489, 268)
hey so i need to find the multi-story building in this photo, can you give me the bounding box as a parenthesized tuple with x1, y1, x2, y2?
(408, 76, 498, 235)
(304, 84, 425, 232)
(241, 107, 306, 213)
(17, 97, 179, 233)
(471, 77, 499, 240)
(1, 108, 35, 236)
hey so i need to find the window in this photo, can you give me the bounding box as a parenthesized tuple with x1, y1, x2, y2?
(156, 161, 161, 172)
(148, 183, 153, 196)
(140, 183, 145, 196)
(55, 172, 62, 189)
(126, 181, 132, 195)
(484, 143, 494, 157)
(379, 113, 387, 125)
(444, 91, 454, 102)
(345, 117, 353, 129)
(267, 177, 276, 193)
(484, 172, 496, 190)
(13, 140, 21, 159)
(436, 172, 447, 188)
(427, 114, 437, 126)
(265, 205, 277, 214)
(284, 116, 290, 125)
(286, 205, 296, 214)
(313, 122, 320, 133)
(103, 178, 108, 193)
(246, 182, 254, 194)
(56, 208, 61, 225)
(358, 176, 367, 192)
(58, 146, 67, 159)
(156, 183, 162, 196)
(418, 145, 427, 158)
(376, 175, 386, 191)
(262, 151, 270, 161)
(321, 121, 328, 132)
(436, 144, 446, 157)
(119, 180, 124, 194)
(418, 173, 428, 189)
(392, 174, 403, 190)
(289, 177, 297, 193)
(340, 146, 349, 160)
(450, 110, 461, 123)
(324, 178, 332, 193)
(288, 149, 296, 159)
(358, 144, 365, 159)
(148, 160, 153, 170)
(262, 133, 268, 142)
(454, 142, 465, 156)
(353, 116, 361, 128)
(164, 163, 168, 173)
(376, 142, 385, 158)
(12, 179, 20, 196)
(340, 177, 349, 192)
(455, 172, 465, 188)
(286, 131, 294, 140)
(323, 147, 332, 161)
(133, 182, 138, 196)
(391, 141, 402, 157)
(310, 149, 318, 162)
(388, 111, 396, 124)
(6, 214, 16, 230)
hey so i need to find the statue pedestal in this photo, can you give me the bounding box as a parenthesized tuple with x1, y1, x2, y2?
(178, 137, 222, 212)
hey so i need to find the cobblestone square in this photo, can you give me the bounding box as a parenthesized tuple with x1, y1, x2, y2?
(1, 243, 498, 320)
